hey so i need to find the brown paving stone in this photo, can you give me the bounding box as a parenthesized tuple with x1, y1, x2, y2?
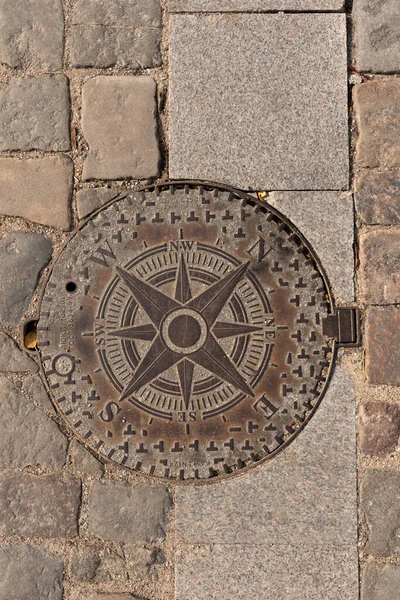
(362, 563, 400, 600)
(82, 76, 160, 180)
(0, 544, 64, 600)
(88, 481, 170, 543)
(0, 155, 73, 230)
(0, 231, 52, 326)
(0, 472, 81, 538)
(361, 469, 400, 557)
(359, 230, 400, 304)
(70, 549, 127, 583)
(70, 439, 104, 478)
(0, 331, 38, 372)
(365, 306, 400, 386)
(355, 170, 400, 225)
(354, 79, 400, 168)
(76, 188, 119, 220)
(359, 402, 400, 456)
(0, 377, 67, 469)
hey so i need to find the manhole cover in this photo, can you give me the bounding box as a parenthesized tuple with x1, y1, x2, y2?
(37, 182, 358, 481)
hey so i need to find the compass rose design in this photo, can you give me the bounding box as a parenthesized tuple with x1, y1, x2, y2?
(110, 256, 262, 409)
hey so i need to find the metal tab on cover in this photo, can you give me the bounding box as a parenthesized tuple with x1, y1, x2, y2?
(322, 308, 361, 347)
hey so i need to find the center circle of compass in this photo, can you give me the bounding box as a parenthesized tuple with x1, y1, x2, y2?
(37, 182, 336, 482)
(161, 308, 208, 354)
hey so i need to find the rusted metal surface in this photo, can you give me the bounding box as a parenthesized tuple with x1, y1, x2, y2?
(38, 182, 339, 481)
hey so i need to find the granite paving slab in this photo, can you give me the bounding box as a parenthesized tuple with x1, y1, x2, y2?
(268, 191, 354, 303)
(169, 0, 345, 11)
(176, 368, 357, 545)
(169, 13, 349, 190)
(176, 544, 358, 600)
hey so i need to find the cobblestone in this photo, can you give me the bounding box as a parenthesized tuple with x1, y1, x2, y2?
(0, 331, 38, 372)
(355, 170, 400, 225)
(0, 472, 80, 538)
(365, 306, 400, 386)
(0, 0, 64, 71)
(82, 76, 160, 180)
(0, 231, 52, 326)
(70, 549, 127, 583)
(124, 545, 165, 579)
(359, 402, 400, 456)
(0, 377, 67, 469)
(70, 0, 162, 69)
(22, 374, 56, 414)
(0, 544, 63, 600)
(354, 79, 400, 168)
(0, 155, 73, 229)
(362, 563, 400, 600)
(361, 469, 400, 557)
(359, 230, 400, 304)
(354, 0, 400, 73)
(0, 75, 70, 152)
(88, 481, 170, 543)
(86, 594, 136, 600)
(169, 13, 348, 190)
(70, 439, 104, 478)
(76, 188, 119, 220)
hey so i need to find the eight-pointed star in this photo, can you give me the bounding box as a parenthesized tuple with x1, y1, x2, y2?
(110, 256, 262, 409)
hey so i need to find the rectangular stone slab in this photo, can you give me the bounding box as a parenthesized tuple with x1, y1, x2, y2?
(176, 368, 357, 545)
(169, 0, 344, 11)
(169, 13, 349, 190)
(176, 545, 358, 600)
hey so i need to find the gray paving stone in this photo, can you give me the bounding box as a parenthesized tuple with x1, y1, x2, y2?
(0, 156, 73, 229)
(71, 0, 161, 69)
(0, 231, 52, 326)
(72, 0, 162, 26)
(70, 26, 161, 70)
(82, 76, 160, 180)
(361, 469, 400, 556)
(359, 402, 400, 456)
(70, 549, 127, 583)
(0, 331, 38, 372)
(76, 188, 120, 220)
(23, 374, 56, 414)
(0, 544, 63, 600)
(365, 307, 400, 386)
(355, 169, 400, 225)
(169, 14, 349, 190)
(170, 0, 344, 10)
(362, 563, 400, 600)
(0, 472, 81, 538)
(0, 75, 71, 152)
(88, 481, 170, 543)
(0, 377, 67, 469)
(70, 439, 104, 478)
(269, 191, 354, 303)
(354, 79, 400, 168)
(359, 230, 400, 304)
(354, 0, 400, 73)
(176, 368, 357, 546)
(0, 0, 64, 71)
(176, 544, 358, 600)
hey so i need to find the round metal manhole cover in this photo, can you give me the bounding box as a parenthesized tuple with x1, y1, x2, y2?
(38, 182, 336, 481)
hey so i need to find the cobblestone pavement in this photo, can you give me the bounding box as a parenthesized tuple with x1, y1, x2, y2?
(0, 1, 399, 599)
